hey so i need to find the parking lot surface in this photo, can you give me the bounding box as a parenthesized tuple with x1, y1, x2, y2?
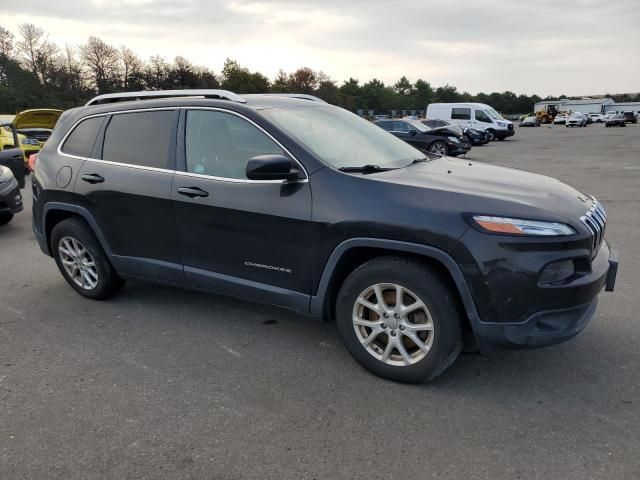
(1, 123, 639, 479)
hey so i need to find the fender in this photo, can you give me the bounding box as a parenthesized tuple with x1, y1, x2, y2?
(309, 238, 481, 326)
(41, 202, 114, 257)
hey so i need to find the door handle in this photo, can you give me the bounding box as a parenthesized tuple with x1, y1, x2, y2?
(177, 186, 209, 198)
(81, 173, 105, 184)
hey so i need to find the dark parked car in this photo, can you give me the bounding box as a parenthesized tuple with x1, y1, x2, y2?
(519, 116, 540, 127)
(32, 90, 618, 383)
(0, 165, 23, 225)
(623, 111, 638, 124)
(0, 146, 26, 188)
(375, 118, 470, 156)
(605, 114, 626, 127)
(422, 119, 489, 145)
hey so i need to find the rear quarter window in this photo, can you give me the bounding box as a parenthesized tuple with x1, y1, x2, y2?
(60, 116, 105, 158)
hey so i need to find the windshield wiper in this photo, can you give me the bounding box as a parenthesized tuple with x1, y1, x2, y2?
(338, 164, 397, 173)
(407, 157, 434, 166)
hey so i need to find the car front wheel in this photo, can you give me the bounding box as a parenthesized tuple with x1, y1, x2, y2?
(0, 213, 14, 225)
(428, 141, 449, 157)
(335, 256, 463, 383)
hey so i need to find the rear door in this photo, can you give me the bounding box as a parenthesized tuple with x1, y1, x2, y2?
(171, 108, 313, 311)
(73, 108, 183, 283)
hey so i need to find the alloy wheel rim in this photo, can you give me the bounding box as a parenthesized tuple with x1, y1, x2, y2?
(58, 236, 98, 290)
(352, 283, 435, 366)
(430, 143, 447, 156)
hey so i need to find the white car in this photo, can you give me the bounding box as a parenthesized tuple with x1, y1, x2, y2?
(589, 113, 606, 123)
(426, 103, 514, 141)
(566, 112, 587, 127)
(604, 111, 617, 120)
(553, 113, 568, 124)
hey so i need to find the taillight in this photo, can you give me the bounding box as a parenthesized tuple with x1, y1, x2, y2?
(28, 154, 38, 172)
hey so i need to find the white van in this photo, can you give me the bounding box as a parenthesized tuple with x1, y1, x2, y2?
(426, 103, 514, 141)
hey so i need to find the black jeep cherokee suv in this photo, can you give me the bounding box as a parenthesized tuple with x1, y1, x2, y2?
(32, 90, 618, 383)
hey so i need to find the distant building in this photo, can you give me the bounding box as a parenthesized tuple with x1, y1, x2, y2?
(533, 98, 615, 114)
(606, 102, 640, 115)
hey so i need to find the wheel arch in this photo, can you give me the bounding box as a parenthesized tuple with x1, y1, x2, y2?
(310, 239, 480, 333)
(42, 203, 113, 258)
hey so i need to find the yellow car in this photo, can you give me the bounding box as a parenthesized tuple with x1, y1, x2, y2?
(0, 109, 63, 168)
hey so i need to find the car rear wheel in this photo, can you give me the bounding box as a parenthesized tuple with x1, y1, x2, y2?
(428, 141, 448, 157)
(335, 256, 463, 383)
(51, 218, 125, 299)
(0, 213, 14, 225)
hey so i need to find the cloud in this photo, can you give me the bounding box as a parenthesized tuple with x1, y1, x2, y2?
(2, 0, 639, 95)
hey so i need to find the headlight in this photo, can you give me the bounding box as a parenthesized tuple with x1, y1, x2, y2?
(447, 136, 460, 143)
(0, 166, 13, 183)
(467, 129, 479, 134)
(21, 138, 37, 145)
(472, 215, 576, 236)
(496, 122, 506, 127)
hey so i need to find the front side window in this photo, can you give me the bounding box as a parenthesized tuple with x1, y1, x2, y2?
(102, 110, 175, 169)
(451, 108, 471, 120)
(475, 110, 493, 123)
(185, 110, 284, 180)
(61, 116, 104, 158)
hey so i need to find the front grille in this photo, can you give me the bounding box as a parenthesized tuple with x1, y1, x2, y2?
(580, 197, 606, 256)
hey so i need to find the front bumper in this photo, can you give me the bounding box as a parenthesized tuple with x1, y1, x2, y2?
(0, 177, 23, 215)
(453, 234, 618, 353)
(495, 128, 515, 139)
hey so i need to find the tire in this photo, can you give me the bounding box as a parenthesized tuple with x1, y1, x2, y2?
(335, 256, 463, 383)
(427, 141, 448, 157)
(0, 213, 13, 225)
(51, 217, 125, 300)
(621, 123, 626, 127)
(486, 130, 496, 141)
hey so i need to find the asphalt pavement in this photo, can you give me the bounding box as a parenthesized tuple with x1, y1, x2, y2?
(1, 122, 639, 479)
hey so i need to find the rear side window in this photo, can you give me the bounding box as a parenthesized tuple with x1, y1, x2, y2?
(451, 108, 471, 120)
(61, 117, 104, 158)
(102, 110, 175, 169)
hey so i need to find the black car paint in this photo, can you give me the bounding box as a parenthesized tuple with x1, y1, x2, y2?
(0, 169, 23, 218)
(32, 96, 617, 353)
(374, 120, 470, 157)
(422, 119, 488, 146)
(0, 147, 26, 188)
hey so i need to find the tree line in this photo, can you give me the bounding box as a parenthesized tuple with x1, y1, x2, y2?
(1, 24, 638, 116)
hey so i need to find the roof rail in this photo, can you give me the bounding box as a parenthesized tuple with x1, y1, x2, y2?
(85, 89, 246, 106)
(261, 93, 327, 103)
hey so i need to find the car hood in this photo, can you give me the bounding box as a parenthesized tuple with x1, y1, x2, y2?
(429, 124, 464, 136)
(373, 157, 591, 223)
(12, 109, 63, 130)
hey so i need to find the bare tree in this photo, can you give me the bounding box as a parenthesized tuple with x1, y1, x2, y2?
(63, 44, 83, 91)
(80, 36, 121, 93)
(120, 46, 142, 90)
(0, 26, 14, 57)
(16, 23, 44, 78)
(146, 55, 169, 90)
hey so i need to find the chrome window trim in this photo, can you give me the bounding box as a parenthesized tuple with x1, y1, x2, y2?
(57, 106, 309, 184)
(180, 106, 309, 184)
(57, 107, 177, 162)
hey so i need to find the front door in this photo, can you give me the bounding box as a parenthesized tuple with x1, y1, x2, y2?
(171, 108, 314, 311)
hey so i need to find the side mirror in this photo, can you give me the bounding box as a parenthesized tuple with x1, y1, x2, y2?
(246, 154, 300, 181)
(408, 130, 417, 136)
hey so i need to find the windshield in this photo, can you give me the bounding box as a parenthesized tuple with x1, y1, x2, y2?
(260, 105, 425, 169)
(486, 108, 503, 120)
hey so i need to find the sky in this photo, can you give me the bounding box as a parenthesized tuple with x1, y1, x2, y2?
(2, 0, 639, 96)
